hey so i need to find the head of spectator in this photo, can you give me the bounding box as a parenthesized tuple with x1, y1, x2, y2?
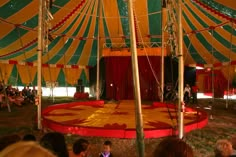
(153, 137, 194, 157)
(22, 133, 36, 141)
(40, 132, 69, 157)
(100, 140, 113, 157)
(215, 139, 233, 157)
(231, 136, 236, 149)
(0, 141, 56, 157)
(0, 134, 21, 151)
(73, 138, 90, 157)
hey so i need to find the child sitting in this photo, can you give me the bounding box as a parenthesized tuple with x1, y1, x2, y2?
(99, 140, 113, 157)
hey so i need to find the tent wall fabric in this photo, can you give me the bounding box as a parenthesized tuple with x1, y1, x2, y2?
(0, 62, 89, 87)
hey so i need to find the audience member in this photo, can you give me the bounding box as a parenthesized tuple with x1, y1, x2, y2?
(0, 82, 4, 92)
(153, 137, 194, 157)
(231, 136, 236, 155)
(99, 140, 113, 157)
(22, 86, 27, 98)
(40, 132, 69, 157)
(0, 134, 21, 151)
(184, 84, 191, 103)
(0, 93, 5, 108)
(0, 141, 56, 157)
(215, 139, 236, 157)
(0, 85, 40, 108)
(72, 138, 90, 157)
(22, 133, 36, 141)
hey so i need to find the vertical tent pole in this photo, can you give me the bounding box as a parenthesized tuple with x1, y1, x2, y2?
(45, 39, 54, 102)
(15, 66, 19, 87)
(45, 40, 54, 102)
(161, 1, 166, 102)
(63, 37, 69, 97)
(37, 0, 44, 130)
(45, 2, 54, 102)
(96, 0, 102, 100)
(44, 11, 53, 101)
(226, 22, 234, 109)
(177, 0, 184, 139)
(210, 29, 214, 119)
(127, 0, 145, 157)
(46, 55, 54, 102)
(64, 55, 68, 97)
(45, 10, 54, 102)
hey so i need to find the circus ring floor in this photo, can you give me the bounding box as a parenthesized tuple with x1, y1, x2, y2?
(42, 100, 208, 139)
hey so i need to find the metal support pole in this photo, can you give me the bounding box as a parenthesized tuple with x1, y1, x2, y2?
(96, 0, 101, 100)
(37, 0, 44, 130)
(210, 29, 214, 120)
(127, 0, 145, 156)
(63, 37, 69, 97)
(161, 4, 166, 102)
(177, 0, 184, 139)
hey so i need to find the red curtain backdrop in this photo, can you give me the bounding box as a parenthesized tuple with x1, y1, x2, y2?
(196, 69, 228, 97)
(104, 56, 161, 100)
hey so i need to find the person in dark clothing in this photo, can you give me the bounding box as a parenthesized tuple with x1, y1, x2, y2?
(73, 138, 90, 157)
(22, 134, 36, 141)
(40, 132, 69, 157)
(153, 137, 193, 157)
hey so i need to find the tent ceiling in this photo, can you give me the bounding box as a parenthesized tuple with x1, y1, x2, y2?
(0, 0, 235, 66)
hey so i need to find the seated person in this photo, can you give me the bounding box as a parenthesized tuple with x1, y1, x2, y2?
(7, 95, 24, 107)
(0, 93, 5, 108)
(40, 132, 69, 157)
(99, 140, 113, 157)
(22, 134, 36, 141)
(153, 137, 194, 157)
(0, 141, 56, 157)
(0, 134, 21, 151)
(71, 138, 90, 157)
(215, 139, 236, 157)
(184, 84, 191, 103)
(22, 86, 27, 98)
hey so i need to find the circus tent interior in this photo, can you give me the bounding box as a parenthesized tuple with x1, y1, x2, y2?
(0, 0, 236, 98)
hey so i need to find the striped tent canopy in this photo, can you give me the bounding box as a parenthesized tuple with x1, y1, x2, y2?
(0, 0, 235, 86)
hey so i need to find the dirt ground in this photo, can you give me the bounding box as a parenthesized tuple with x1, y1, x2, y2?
(0, 97, 236, 157)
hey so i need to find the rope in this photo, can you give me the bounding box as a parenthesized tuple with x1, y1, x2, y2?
(44, 1, 54, 101)
(62, 36, 69, 97)
(133, 0, 180, 130)
(133, 9, 161, 94)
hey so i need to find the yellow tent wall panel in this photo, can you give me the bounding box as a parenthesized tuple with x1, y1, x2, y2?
(0, 63, 14, 84)
(63, 68, 82, 86)
(17, 64, 37, 85)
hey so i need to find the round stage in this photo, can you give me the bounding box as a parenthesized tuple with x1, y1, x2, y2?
(42, 100, 208, 138)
